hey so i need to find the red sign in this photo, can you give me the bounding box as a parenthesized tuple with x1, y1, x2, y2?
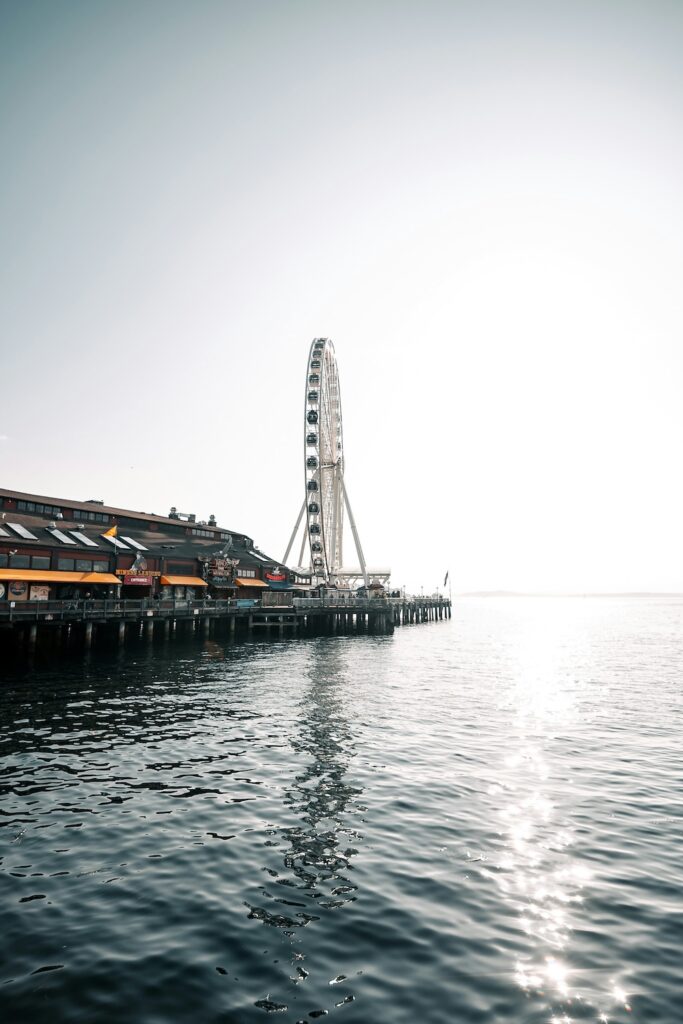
(123, 574, 153, 586)
(265, 571, 287, 582)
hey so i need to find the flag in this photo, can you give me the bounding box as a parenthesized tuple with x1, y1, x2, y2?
(103, 524, 118, 538)
(443, 570, 449, 587)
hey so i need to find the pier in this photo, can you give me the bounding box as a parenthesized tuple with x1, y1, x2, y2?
(0, 593, 451, 656)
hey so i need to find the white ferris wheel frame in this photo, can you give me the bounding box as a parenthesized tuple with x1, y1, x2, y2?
(283, 338, 369, 588)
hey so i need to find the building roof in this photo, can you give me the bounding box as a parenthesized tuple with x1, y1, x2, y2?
(0, 487, 282, 574)
(0, 486, 250, 539)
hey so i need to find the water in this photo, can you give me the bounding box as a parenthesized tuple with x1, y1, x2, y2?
(1, 597, 681, 1023)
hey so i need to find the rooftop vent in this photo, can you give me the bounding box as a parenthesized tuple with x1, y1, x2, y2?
(86, 499, 104, 505)
(169, 507, 197, 523)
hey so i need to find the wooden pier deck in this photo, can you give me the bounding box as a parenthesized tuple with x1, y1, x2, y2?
(0, 595, 451, 656)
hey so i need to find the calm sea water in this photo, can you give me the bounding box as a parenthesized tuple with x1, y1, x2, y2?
(1, 598, 682, 1024)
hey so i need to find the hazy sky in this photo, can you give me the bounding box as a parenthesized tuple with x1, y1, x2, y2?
(1, 0, 682, 593)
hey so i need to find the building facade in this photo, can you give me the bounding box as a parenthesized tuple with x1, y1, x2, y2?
(0, 488, 297, 604)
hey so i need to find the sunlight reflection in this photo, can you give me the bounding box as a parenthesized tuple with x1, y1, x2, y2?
(610, 981, 631, 1012)
(487, 603, 639, 1023)
(489, 602, 612, 1020)
(545, 956, 570, 996)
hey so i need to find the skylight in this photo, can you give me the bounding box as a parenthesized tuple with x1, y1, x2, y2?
(69, 531, 100, 548)
(0, 526, 10, 537)
(7, 523, 37, 540)
(121, 536, 148, 551)
(101, 535, 130, 550)
(47, 528, 77, 545)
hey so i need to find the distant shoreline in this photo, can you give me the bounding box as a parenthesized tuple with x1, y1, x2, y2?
(456, 591, 683, 598)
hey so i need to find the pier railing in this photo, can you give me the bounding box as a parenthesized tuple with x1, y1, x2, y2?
(0, 598, 233, 623)
(0, 594, 451, 654)
(0, 594, 449, 622)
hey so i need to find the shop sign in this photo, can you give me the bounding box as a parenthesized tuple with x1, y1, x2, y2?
(123, 574, 153, 585)
(9, 581, 28, 601)
(208, 557, 238, 582)
(115, 570, 160, 577)
(30, 585, 50, 601)
(265, 570, 287, 582)
(0, 584, 5, 600)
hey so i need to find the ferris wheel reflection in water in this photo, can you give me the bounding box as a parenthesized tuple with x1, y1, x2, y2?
(242, 640, 366, 1013)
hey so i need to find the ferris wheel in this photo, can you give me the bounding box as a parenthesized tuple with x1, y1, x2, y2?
(283, 338, 369, 587)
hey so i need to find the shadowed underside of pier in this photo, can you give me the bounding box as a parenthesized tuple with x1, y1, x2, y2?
(0, 597, 451, 657)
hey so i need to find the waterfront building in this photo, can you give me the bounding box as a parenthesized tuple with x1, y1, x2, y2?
(0, 487, 291, 604)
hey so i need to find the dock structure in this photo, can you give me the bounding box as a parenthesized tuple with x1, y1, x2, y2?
(0, 594, 451, 656)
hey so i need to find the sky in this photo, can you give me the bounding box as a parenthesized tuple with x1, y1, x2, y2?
(1, 0, 682, 593)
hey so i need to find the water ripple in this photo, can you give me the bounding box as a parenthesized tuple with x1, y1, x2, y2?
(1, 599, 682, 1022)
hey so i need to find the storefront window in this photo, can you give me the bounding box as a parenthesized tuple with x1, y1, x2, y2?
(57, 558, 75, 571)
(31, 556, 50, 569)
(76, 559, 93, 572)
(9, 554, 30, 568)
(0, 554, 7, 567)
(93, 561, 109, 573)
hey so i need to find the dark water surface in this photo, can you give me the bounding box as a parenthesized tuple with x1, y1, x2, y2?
(1, 598, 682, 1023)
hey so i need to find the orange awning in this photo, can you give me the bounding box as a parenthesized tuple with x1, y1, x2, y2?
(160, 575, 208, 587)
(235, 577, 268, 588)
(0, 569, 120, 584)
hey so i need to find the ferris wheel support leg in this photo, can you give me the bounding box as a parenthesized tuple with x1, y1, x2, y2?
(298, 521, 308, 569)
(283, 498, 307, 565)
(331, 467, 341, 573)
(340, 474, 369, 589)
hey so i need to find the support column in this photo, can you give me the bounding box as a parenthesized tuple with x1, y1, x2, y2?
(84, 622, 93, 649)
(145, 619, 154, 642)
(229, 616, 236, 638)
(28, 623, 38, 651)
(203, 616, 210, 637)
(118, 621, 126, 645)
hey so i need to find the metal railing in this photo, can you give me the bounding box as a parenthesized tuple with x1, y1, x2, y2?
(0, 598, 231, 623)
(0, 593, 450, 624)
